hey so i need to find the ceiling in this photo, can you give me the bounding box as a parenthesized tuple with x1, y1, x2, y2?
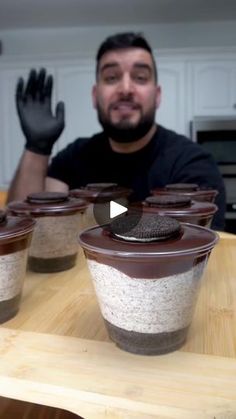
(0, 0, 236, 30)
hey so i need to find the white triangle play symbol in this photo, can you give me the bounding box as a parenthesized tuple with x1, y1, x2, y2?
(110, 201, 128, 219)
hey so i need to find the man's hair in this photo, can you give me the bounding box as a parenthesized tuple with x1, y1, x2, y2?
(96, 32, 158, 82)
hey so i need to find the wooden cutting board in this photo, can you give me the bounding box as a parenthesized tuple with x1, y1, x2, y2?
(0, 327, 235, 419)
(0, 233, 235, 417)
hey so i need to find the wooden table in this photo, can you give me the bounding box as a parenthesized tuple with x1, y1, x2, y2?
(0, 232, 236, 418)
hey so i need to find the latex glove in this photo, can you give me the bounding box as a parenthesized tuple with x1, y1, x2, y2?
(16, 68, 65, 155)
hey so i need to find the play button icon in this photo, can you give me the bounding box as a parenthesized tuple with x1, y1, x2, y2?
(93, 194, 129, 226)
(92, 185, 143, 232)
(110, 201, 128, 218)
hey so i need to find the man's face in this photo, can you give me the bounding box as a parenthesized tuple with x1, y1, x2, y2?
(92, 48, 161, 143)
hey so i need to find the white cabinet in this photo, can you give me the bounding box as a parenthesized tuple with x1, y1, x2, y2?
(191, 61, 236, 116)
(155, 60, 187, 136)
(55, 63, 100, 152)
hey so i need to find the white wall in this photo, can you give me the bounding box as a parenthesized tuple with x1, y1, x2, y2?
(0, 20, 236, 57)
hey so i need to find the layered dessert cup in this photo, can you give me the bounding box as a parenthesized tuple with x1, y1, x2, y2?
(151, 183, 218, 203)
(0, 210, 35, 322)
(130, 194, 218, 228)
(70, 183, 132, 228)
(79, 214, 218, 355)
(8, 192, 88, 273)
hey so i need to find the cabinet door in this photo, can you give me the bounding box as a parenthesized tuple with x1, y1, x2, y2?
(192, 61, 236, 116)
(56, 64, 100, 152)
(0, 66, 55, 188)
(156, 61, 187, 136)
(0, 68, 25, 188)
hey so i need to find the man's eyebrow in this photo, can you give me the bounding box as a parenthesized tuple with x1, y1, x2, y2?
(133, 63, 152, 72)
(99, 62, 119, 73)
(99, 62, 152, 73)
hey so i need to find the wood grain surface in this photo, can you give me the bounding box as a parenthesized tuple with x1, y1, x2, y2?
(0, 327, 235, 419)
(0, 190, 7, 208)
(0, 233, 235, 418)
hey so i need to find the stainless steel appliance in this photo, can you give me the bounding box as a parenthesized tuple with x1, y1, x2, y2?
(191, 116, 236, 233)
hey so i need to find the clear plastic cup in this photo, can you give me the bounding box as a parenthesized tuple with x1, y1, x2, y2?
(79, 219, 218, 355)
(0, 210, 35, 322)
(8, 192, 88, 273)
(151, 183, 218, 203)
(130, 195, 218, 228)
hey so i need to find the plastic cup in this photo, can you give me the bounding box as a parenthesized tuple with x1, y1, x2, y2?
(130, 195, 218, 228)
(8, 192, 88, 273)
(0, 210, 35, 322)
(79, 219, 218, 355)
(151, 184, 218, 203)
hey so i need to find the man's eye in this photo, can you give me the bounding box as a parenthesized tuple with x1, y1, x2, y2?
(133, 74, 149, 83)
(104, 74, 119, 83)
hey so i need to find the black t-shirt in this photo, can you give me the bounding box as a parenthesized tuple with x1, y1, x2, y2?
(48, 125, 226, 229)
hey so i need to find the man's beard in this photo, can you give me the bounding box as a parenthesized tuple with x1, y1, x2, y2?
(97, 103, 156, 143)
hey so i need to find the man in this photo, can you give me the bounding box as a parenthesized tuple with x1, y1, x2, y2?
(7, 32, 226, 229)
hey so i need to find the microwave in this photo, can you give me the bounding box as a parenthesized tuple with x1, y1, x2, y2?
(191, 116, 236, 229)
(191, 116, 236, 164)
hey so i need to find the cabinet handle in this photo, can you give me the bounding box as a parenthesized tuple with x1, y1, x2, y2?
(234, 104, 236, 109)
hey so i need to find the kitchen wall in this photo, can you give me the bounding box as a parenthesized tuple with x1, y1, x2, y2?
(0, 20, 236, 57)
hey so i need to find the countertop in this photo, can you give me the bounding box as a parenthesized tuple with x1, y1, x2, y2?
(0, 231, 235, 418)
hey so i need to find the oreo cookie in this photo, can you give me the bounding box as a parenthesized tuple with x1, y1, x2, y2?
(85, 183, 118, 191)
(145, 195, 191, 208)
(109, 213, 181, 242)
(26, 192, 68, 204)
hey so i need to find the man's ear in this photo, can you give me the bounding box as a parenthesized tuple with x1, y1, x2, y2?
(156, 85, 162, 109)
(92, 85, 97, 109)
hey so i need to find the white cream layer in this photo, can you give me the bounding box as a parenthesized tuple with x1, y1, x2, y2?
(87, 259, 206, 334)
(0, 249, 28, 301)
(29, 214, 82, 258)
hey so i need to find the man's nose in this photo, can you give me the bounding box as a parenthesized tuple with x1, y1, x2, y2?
(118, 75, 134, 94)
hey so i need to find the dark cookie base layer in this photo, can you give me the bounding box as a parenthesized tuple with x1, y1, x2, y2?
(28, 254, 77, 273)
(0, 293, 21, 323)
(104, 319, 189, 355)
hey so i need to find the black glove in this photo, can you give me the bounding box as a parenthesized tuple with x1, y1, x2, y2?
(16, 68, 65, 155)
